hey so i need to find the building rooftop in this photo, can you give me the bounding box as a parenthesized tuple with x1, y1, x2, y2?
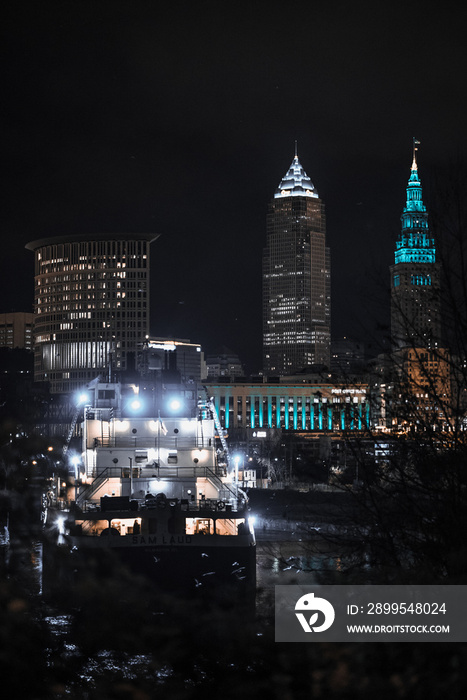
(274, 154, 318, 199)
(25, 232, 159, 251)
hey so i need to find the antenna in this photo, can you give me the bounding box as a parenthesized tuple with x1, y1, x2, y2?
(412, 137, 420, 167)
(294, 140, 298, 158)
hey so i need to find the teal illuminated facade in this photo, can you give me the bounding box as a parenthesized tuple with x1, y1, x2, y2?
(205, 381, 369, 433)
(263, 151, 331, 374)
(390, 144, 440, 348)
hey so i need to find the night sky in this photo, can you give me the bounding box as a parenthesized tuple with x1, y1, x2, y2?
(3, 1, 467, 372)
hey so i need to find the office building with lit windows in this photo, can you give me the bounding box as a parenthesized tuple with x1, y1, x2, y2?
(390, 143, 441, 348)
(206, 379, 368, 433)
(263, 150, 331, 374)
(0, 312, 34, 350)
(26, 233, 158, 393)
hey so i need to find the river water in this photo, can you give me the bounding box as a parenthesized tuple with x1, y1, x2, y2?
(4, 529, 345, 694)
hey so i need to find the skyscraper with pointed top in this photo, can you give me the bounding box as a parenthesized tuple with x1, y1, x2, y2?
(390, 142, 441, 348)
(263, 150, 331, 374)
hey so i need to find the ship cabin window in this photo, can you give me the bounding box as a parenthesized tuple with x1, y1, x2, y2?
(88, 520, 108, 536)
(135, 450, 148, 463)
(185, 518, 213, 535)
(148, 518, 157, 534)
(214, 519, 238, 536)
(108, 518, 137, 535)
(167, 452, 178, 464)
(98, 389, 115, 400)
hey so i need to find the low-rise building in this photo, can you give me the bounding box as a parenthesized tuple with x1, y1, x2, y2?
(0, 312, 34, 350)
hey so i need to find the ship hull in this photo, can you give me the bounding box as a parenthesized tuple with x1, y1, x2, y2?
(74, 535, 255, 589)
(43, 532, 256, 609)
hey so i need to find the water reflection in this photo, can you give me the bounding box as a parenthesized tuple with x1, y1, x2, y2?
(258, 537, 342, 579)
(5, 535, 350, 693)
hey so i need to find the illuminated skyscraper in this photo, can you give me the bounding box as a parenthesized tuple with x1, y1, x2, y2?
(390, 142, 441, 348)
(263, 150, 331, 374)
(26, 233, 158, 393)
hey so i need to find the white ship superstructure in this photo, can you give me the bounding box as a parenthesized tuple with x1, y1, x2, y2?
(47, 381, 256, 596)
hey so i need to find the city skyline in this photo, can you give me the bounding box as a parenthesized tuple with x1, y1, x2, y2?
(2, 2, 467, 372)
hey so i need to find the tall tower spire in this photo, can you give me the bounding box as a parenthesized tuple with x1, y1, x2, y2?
(412, 137, 420, 170)
(263, 149, 331, 374)
(390, 142, 441, 348)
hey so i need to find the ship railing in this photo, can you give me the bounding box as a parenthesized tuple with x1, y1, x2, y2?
(74, 496, 247, 515)
(199, 498, 246, 514)
(76, 464, 242, 508)
(88, 435, 215, 450)
(83, 464, 229, 482)
(72, 501, 102, 515)
(184, 496, 246, 513)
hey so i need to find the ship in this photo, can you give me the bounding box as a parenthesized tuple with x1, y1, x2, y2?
(44, 379, 256, 602)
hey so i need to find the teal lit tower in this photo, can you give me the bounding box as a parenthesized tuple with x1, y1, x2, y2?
(263, 148, 331, 374)
(390, 140, 441, 348)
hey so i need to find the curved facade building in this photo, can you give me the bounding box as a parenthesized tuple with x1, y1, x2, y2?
(26, 233, 158, 393)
